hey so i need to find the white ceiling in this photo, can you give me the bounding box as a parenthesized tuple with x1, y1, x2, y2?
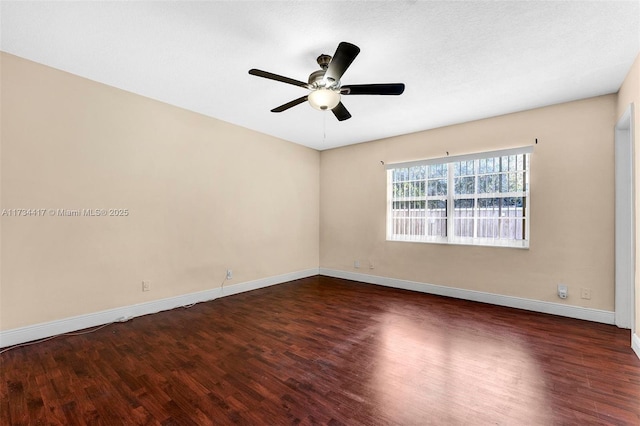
(2, 1, 639, 150)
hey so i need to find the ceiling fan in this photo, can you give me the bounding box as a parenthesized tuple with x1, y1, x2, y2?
(248, 42, 405, 121)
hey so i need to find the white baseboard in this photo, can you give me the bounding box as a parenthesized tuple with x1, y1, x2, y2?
(319, 268, 616, 325)
(1, 268, 622, 349)
(0, 268, 319, 348)
(633, 333, 640, 360)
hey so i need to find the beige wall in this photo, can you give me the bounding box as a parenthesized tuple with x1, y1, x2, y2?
(617, 53, 640, 333)
(320, 95, 617, 310)
(0, 53, 320, 330)
(0, 50, 632, 332)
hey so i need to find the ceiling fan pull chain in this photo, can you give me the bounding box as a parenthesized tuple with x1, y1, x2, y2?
(323, 111, 327, 146)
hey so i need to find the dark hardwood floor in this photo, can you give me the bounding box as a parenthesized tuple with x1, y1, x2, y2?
(2, 275, 639, 425)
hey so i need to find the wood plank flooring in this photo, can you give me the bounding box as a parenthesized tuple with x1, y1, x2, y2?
(1, 275, 639, 425)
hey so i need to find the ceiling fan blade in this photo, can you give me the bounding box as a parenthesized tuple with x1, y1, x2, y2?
(271, 95, 308, 113)
(249, 69, 310, 89)
(341, 83, 405, 95)
(325, 42, 360, 84)
(331, 102, 352, 121)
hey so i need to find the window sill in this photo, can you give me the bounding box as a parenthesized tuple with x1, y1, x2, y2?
(387, 236, 529, 249)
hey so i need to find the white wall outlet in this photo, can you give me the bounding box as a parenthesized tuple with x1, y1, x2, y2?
(354, 260, 360, 268)
(142, 280, 150, 292)
(557, 284, 568, 299)
(580, 287, 591, 300)
(226, 269, 233, 280)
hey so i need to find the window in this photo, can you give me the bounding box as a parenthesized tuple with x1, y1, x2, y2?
(386, 146, 532, 248)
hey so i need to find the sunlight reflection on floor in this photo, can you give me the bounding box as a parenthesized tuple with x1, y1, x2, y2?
(369, 312, 552, 424)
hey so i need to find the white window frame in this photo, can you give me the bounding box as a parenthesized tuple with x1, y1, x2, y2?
(386, 146, 533, 249)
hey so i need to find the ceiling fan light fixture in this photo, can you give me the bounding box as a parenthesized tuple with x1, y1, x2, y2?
(308, 88, 341, 111)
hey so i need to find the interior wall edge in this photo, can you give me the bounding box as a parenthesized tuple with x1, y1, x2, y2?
(0, 268, 319, 348)
(319, 268, 616, 326)
(633, 332, 640, 360)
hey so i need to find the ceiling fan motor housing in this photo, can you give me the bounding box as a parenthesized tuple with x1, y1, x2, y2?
(308, 55, 341, 110)
(309, 54, 341, 89)
(308, 69, 326, 86)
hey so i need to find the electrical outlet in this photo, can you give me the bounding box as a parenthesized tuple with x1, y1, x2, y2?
(142, 281, 150, 292)
(557, 284, 568, 299)
(580, 287, 591, 300)
(354, 260, 360, 268)
(226, 269, 233, 280)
